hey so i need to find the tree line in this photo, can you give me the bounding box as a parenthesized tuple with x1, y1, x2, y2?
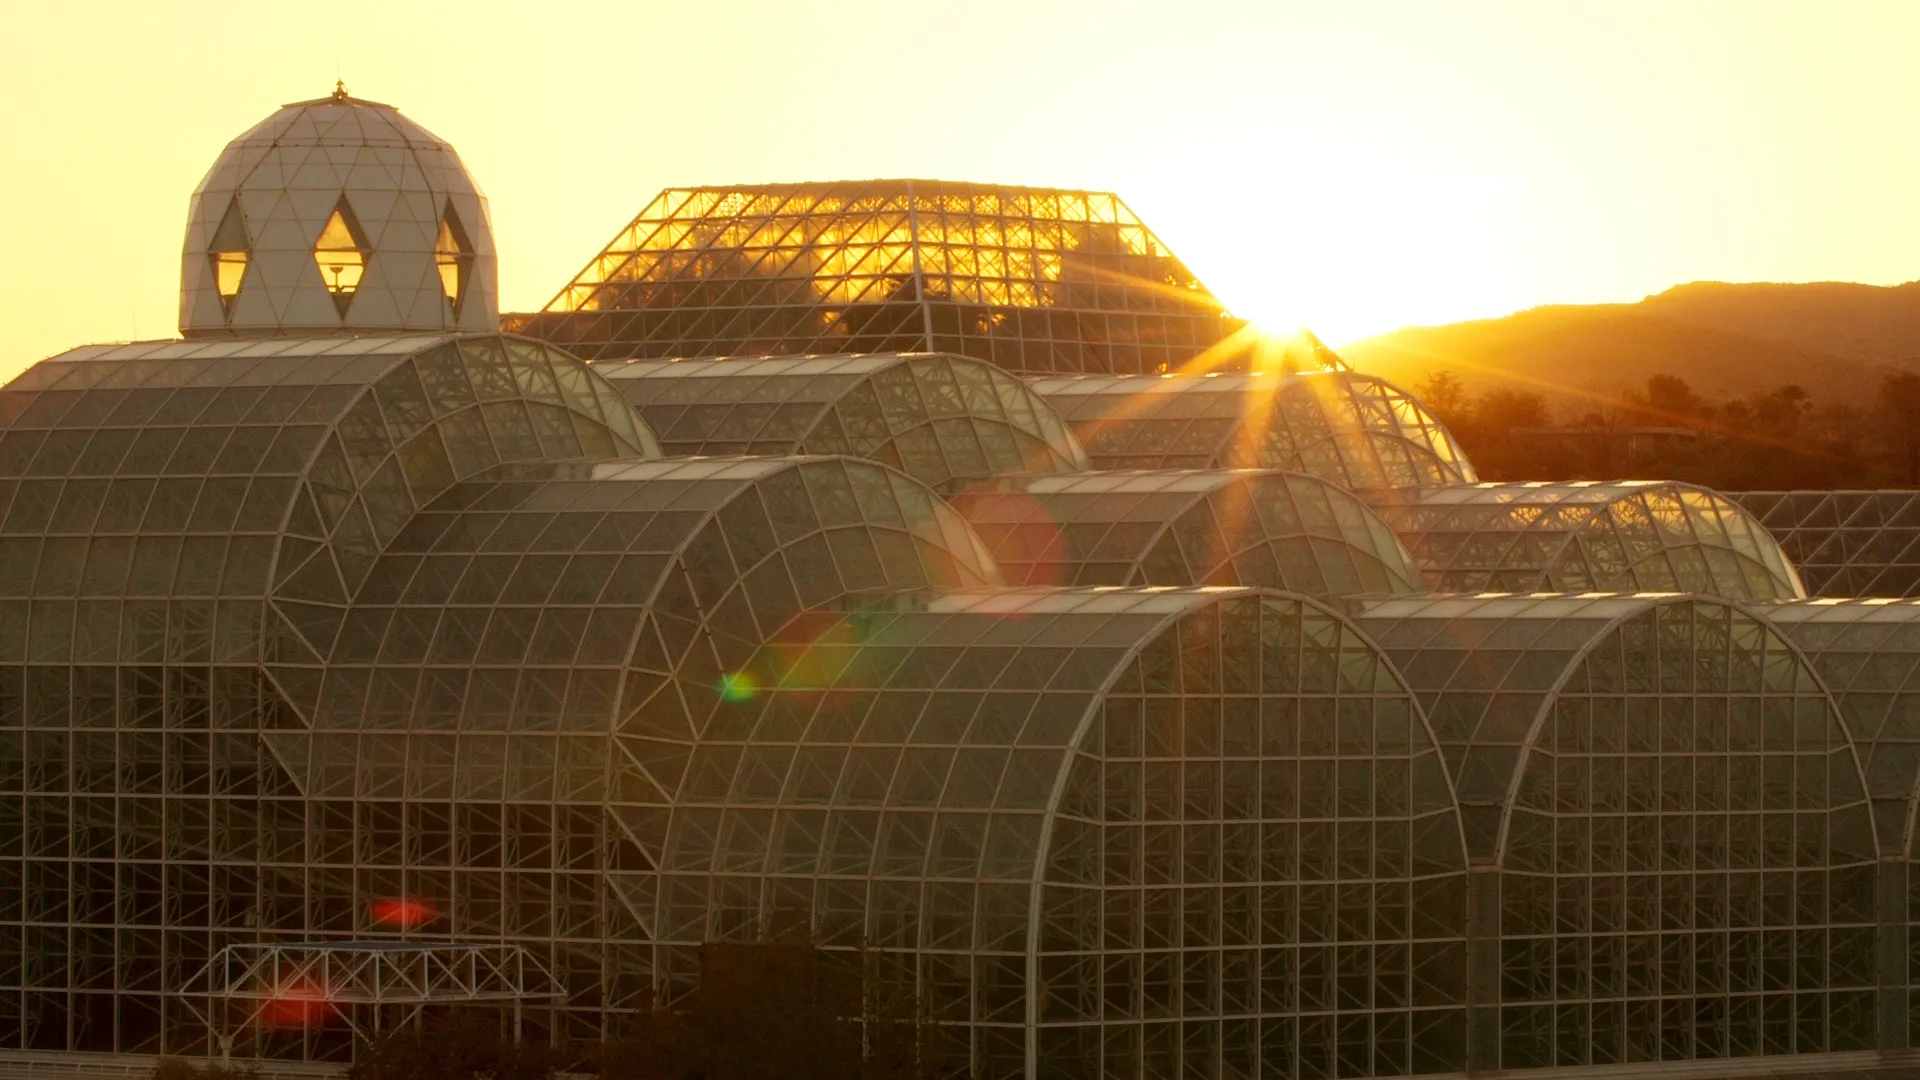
(1417, 369, 1920, 489)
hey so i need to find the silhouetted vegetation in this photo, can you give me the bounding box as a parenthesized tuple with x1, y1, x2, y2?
(148, 1060, 261, 1080)
(593, 935, 934, 1080)
(1419, 369, 1919, 489)
(347, 1011, 560, 1080)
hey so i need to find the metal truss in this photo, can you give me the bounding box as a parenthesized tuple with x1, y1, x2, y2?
(182, 942, 560, 1054)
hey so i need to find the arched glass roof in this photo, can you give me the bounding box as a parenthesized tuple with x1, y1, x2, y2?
(0, 331, 664, 1057)
(1760, 600, 1920, 846)
(650, 586, 1469, 1078)
(1351, 592, 1877, 1068)
(1378, 482, 1805, 601)
(269, 455, 999, 798)
(1029, 370, 1476, 492)
(596, 353, 1086, 493)
(1762, 598, 1920, 1049)
(0, 334, 657, 681)
(1350, 593, 1860, 851)
(1732, 491, 1920, 597)
(951, 469, 1423, 599)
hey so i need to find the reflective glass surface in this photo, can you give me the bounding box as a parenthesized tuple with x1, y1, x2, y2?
(0, 333, 658, 1056)
(1354, 595, 1877, 1068)
(598, 353, 1086, 493)
(1761, 598, 1920, 1047)
(1379, 483, 1805, 601)
(654, 587, 1468, 1079)
(1031, 372, 1475, 493)
(1, 312, 1910, 1078)
(256, 455, 997, 1056)
(37, 95, 1920, 1079)
(953, 470, 1423, 599)
(1734, 491, 1920, 598)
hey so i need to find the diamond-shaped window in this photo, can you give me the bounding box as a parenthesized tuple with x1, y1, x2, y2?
(208, 196, 250, 317)
(435, 201, 475, 314)
(314, 198, 370, 314)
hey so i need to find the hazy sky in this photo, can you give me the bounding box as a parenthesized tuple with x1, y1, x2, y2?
(3, 0, 1917, 380)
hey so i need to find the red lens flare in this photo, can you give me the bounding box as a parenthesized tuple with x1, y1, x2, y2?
(368, 897, 440, 928)
(949, 488, 1065, 588)
(262, 979, 333, 1029)
(766, 610, 869, 692)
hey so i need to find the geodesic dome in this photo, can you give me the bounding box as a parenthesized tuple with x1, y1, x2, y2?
(180, 87, 497, 338)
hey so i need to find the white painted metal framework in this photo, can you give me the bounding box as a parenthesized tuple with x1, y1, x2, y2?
(184, 942, 558, 1049)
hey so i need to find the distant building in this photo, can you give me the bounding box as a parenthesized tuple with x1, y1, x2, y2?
(1512, 423, 1700, 470)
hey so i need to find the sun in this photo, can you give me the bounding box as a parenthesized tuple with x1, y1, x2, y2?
(1135, 144, 1523, 347)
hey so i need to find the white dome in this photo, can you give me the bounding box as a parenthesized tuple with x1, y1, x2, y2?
(179, 85, 498, 338)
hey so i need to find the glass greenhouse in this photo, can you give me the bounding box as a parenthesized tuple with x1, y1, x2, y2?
(1377, 482, 1805, 601)
(594, 353, 1087, 494)
(503, 182, 1252, 376)
(1029, 372, 1475, 493)
(670, 587, 1471, 1080)
(1732, 492, 1920, 598)
(1758, 599, 1920, 1048)
(1349, 594, 1880, 1070)
(950, 470, 1422, 599)
(0, 332, 658, 1055)
(15, 86, 1920, 1080)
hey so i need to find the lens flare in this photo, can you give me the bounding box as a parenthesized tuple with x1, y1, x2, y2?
(742, 609, 905, 714)
(950, 486, 1067, 588)
(716, 672, 758, 702)
(262, 979, 332, 1029)
(368, 896, 440, 929)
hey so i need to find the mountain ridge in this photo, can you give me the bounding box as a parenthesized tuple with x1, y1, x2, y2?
(1342, 279, 1920, 406)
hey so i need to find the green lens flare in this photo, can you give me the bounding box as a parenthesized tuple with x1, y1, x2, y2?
(717, 672, 758, 702)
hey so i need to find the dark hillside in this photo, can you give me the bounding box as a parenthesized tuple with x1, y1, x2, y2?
(1641, 280, 1920, 367)
(1345, 308, 1894, 407)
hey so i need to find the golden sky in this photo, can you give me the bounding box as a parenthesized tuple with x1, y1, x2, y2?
(3, 0, 1917, 381)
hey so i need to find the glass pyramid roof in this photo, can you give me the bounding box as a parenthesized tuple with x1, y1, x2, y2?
(505, 180, 1269, 375)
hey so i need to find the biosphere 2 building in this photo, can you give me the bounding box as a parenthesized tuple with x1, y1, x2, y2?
(6, 88, 1920, 1080)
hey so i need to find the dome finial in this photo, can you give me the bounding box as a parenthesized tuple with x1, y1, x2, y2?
(332, 79, 349, 101)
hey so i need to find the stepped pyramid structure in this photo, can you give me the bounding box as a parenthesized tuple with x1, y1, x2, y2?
(503, 181, 1262, 376)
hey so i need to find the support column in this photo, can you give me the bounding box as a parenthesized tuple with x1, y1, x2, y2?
(1467, 863, 1501, 1075)
(1880, 856, 1907, 1056)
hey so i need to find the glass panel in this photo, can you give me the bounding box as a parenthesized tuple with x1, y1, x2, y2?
(314, 200, 370, 307)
